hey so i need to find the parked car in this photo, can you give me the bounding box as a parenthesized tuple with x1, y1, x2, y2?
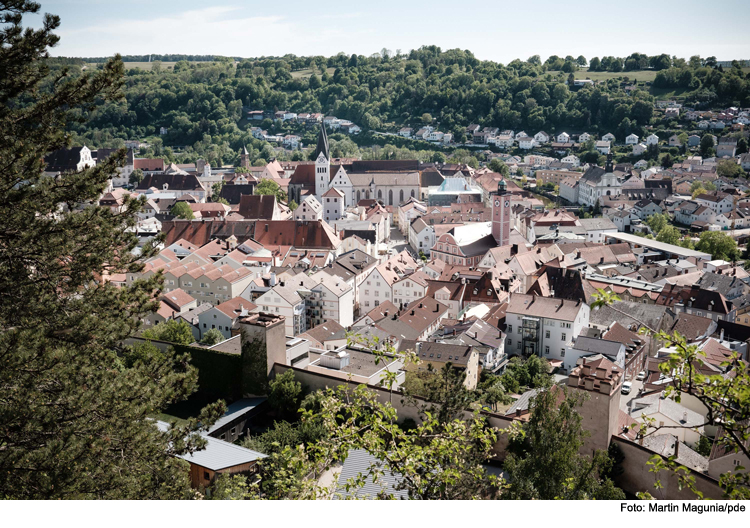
(636, 371, 646, 381)
(621, 381, 633, 395)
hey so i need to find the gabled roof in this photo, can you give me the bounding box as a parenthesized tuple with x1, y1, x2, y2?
(238, 194, 278, 220)
(507, 294, 584, 321)
(136, 173, 204, 192)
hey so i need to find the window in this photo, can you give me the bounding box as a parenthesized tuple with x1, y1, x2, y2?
(545, 346, 549, 354)
(517, 342, 521, 349)
(507, 325, 512, 333)
(508, 339, 512, 346)
(204, 471, 210, 481)
(562, 333, 567, 341)
(517, 328, 521, 334)
(365, 290, 369, 295)
(561, 349, 565, 357)
(375, 300, 380, 306)
(365, 301, 370, 307)
(545, 330, 550, 339)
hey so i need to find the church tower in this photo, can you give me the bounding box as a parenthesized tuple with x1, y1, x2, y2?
(240, 145, 250, 169)
(491, 178, 511, 247)
(314, 124, 330, 201)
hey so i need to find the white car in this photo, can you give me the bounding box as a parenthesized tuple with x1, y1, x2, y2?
(621, 381, 633, 395)
(636, 371, 646, 381)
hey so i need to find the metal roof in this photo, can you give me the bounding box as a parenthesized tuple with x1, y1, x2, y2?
(207, 397, 267, 434)
(334, 449, 409, 500)
(603, 232, 712, 260)
(157, 421, 266, 471)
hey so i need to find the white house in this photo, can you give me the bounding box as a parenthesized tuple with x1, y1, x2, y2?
(578, 132, 592, 142)
(645, 134, 660, 146)
(595, 141, 611, 155)
(534, 131, 550, 144)
(505, 294, 590, 373)
(561, 154, 580, 167)
(321, 187, 345, 223)
(625, 133, 639, 145)
(556, 132, 571, 143)
(294, 195, 323, 221)
(518, 137, 537, 150)
(308, 271, 354, 329)
(602, 133, 616, 142)
(632, 143, 648, 156)
(198, 297, 254, 340)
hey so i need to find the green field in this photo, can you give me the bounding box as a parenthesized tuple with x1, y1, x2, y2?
(549, 69, 658, 82)
(86, 60, 239, 71)
(290, 67, 336, 79)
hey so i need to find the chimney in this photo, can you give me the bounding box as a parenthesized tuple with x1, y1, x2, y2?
(674, 439, 680, 458)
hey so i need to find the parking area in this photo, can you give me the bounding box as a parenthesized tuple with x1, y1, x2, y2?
(619, 378, 645, 413)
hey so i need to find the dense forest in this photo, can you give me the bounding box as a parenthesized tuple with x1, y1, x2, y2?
(54, 47, 750, 167)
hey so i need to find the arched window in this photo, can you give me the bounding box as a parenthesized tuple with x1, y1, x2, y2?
(356, 190, 361, 202)
(399, 190, 404, 203)
(388, 189, 393, 206)
(378, 190, 382, 199)
(365, 190, 370, 199)
(411, 190, 415, 198)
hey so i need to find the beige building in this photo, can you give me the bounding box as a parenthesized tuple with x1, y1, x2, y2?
(397, 340, 480, 390)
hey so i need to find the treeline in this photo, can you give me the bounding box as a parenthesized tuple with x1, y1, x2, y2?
(52, 46, 750, 167)
(79, 54, 232, 63)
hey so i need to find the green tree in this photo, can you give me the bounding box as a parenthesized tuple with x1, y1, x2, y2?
(655, 225, 681, 245)
(421, 113, 432, 124)
(0, 2, 222, 499)
(211, 180, 224, 199)
(503, 388, 626, 500)
(700, 134, 715, 157)
(695, 231, 741, 261)
(660, 153, 673, 168)
(254, 178, 287, 202)
(200, 328, 224, 346)
(737, 138, 748, 155)
(645, 213, 669, 234)
(288, 199, 298, 211)
(129, 168, 144, 186)
(170, 201, 194, 219)
(717, 159, 744, 178)
(431, 151, 446, 163)
(489, 158, 510, 176)
(268, 370, 305, 421)
(576, 55, 587, 67)
(142, 319, 196, 345)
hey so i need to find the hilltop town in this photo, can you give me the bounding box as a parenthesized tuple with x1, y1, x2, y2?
(38, 110, 750, 499)
(4, 0, 750, 504)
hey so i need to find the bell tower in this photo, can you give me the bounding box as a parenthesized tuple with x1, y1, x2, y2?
(240, 145, 250, 169)
(314, 124, 330, 201)
(492, 178, 510, 247)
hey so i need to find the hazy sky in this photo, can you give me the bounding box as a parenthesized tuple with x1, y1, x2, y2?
(31, 0, 750, 63)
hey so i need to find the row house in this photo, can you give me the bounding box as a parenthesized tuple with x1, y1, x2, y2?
(674, 201, 716, 225)
(197, 297, 256, 340)
(359, 251, 419, 311)
(694, 191, 735, 215)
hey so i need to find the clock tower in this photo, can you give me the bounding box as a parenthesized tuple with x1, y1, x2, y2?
(492, 179, 510, 247)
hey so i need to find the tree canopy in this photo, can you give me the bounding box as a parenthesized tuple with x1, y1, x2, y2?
(0, 2, 221, 499)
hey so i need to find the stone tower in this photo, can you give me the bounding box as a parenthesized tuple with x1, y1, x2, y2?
(240, 145, 250, 169)
(491, 178, 511, 247)
(313, 124, 330, 202)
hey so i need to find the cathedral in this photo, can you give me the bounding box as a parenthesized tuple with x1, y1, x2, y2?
(289, 125, 422, 208)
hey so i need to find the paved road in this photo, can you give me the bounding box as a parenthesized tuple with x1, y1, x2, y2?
(619, 378, 645, 413)
(387, 226, 412, 257)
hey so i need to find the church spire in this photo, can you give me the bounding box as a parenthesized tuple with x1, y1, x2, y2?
(314, 123, 329, 161)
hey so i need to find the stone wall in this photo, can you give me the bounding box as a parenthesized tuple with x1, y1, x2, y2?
(611, 436, 724, 500)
